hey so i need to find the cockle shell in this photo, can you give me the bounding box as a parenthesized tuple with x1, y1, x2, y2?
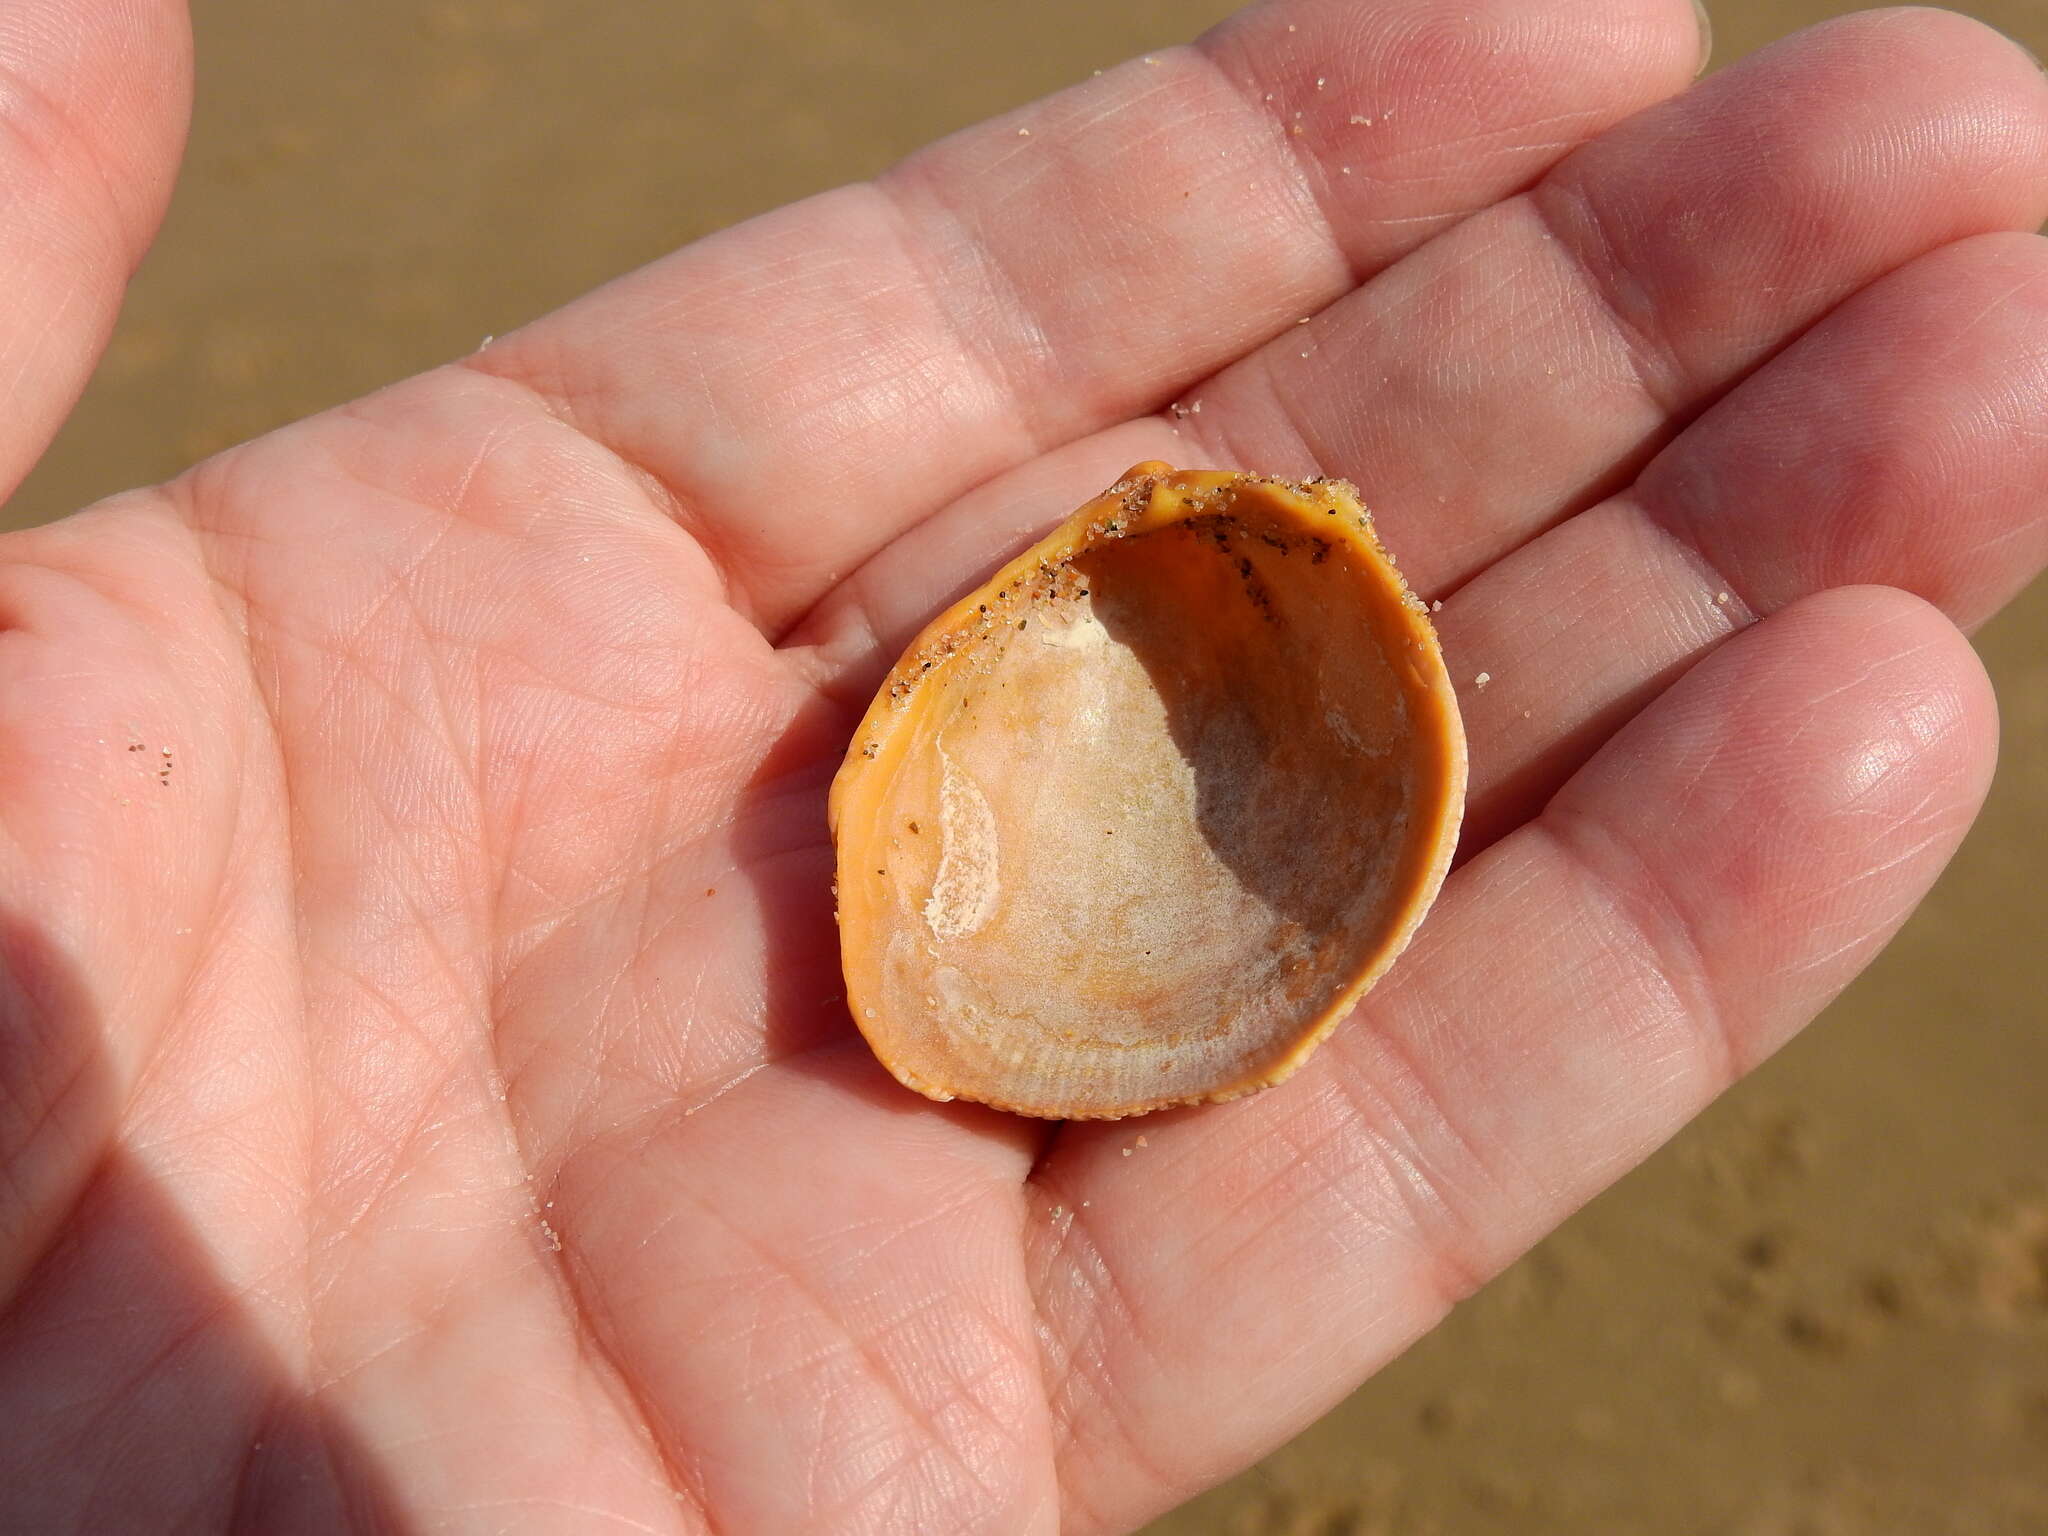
(830, 463, 1466, 1119)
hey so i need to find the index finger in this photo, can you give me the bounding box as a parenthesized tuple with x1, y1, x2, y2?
(468, 0, 1707, 635)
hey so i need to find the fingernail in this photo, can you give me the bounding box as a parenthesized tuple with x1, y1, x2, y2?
(1692, 0, 1714, 77)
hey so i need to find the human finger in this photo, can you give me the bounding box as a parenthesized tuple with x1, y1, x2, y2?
(469, 0, 1706, 635)
(0, 0, 191, 502)
(1173, 7, 2048, 592)
(1443, 229, 2048, 850)
(1030, 586, 1995, 1533)
(790, 12, 2048, 697)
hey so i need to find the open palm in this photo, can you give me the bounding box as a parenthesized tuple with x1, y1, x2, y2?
(3, 0, 2046, 1530)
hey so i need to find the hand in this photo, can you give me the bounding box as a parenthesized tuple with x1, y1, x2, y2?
(2, 1, 2044, 1531)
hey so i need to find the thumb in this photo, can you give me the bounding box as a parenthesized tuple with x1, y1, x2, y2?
(0, 0, 190, 505)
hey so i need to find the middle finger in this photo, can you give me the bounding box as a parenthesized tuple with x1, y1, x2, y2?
(1440, 228, 2048, 851)
(1179, 7, 2048, 592)
(798, 9, 2048, 686)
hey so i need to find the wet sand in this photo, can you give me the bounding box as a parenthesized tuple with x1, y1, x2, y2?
(8, 2, 2044, 1531)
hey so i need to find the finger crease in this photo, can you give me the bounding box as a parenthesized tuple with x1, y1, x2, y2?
(450, 356, 739, 611)
(1536, 805, 1740, 1090)
(864, 174, 1058, 473)
(1187, 44, 1360, 287)
(1526, 176, 1693, 422)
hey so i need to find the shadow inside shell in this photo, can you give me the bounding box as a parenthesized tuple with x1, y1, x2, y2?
(1075, 518, 1401, 973)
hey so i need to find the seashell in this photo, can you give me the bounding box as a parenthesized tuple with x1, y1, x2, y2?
(830, 462, 1466, 1119)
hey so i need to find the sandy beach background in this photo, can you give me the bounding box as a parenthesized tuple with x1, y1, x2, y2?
(7, 2, 2043, 1531)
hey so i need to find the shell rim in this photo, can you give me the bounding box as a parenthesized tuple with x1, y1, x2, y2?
(829, 462, 1469, 1120)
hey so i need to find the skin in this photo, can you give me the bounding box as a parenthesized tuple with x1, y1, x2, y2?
(0, 0, 2044, 1530)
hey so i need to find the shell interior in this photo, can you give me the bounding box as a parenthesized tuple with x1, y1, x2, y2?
(832, 465, 1464, 1119)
